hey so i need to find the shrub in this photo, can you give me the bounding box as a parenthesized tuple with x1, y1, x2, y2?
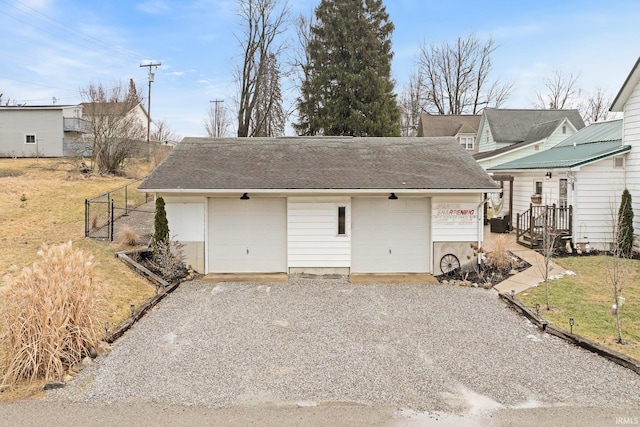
(148, 237, 188, 282)
(618, 189, 634, 257)
(116, 225, 140, 247)
(153, 196, 169, 249)
(485, 234, 514, 271)
(0, 242, 105, 386)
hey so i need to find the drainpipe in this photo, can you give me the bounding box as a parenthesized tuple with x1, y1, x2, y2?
(477, 195, 490, 266)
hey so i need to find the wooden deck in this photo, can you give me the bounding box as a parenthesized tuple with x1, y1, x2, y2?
(516, 204, 572, 248)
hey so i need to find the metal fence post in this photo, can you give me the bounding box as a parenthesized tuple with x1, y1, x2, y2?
(85, 199, 89, 237)
(110, 199, 115, 241)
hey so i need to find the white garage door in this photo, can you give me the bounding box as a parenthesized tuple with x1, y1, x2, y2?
(351, 198, 430, 273)
(207, 198, 287, 273)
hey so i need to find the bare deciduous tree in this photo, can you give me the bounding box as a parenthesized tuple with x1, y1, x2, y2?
(534, 70, 581, 110)
(80, 81, 146, 174)
(582, 87, 615, 124)
(235, 0, 290, 137)
(399, 72, 425, 136)
(204, 103, 231, 137)
(415, 33, 512, 115)
(151, 118, 178, 143)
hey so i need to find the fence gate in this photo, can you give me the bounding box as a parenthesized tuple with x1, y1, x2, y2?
(85, 177, 151, 241)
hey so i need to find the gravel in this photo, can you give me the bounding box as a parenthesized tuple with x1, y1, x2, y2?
(47, 276, 640, 412)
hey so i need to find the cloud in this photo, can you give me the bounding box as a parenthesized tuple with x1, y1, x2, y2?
(170, 71, 185, 76)
(136, 1, 171, 14)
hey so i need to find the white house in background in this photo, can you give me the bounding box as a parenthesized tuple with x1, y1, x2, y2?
(611, 56, 640, 235)
(417, 114, 481, 153)
(138, 137, 500, 275)
(474, 108, 586, 170)
(488, 120, 629, 250)
(0, 105, 88, 157)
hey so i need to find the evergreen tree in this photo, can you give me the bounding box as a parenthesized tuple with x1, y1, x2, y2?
(153, 196, 169, 247)
(618, 188, 634, 257)
(295, 0, 400, 137)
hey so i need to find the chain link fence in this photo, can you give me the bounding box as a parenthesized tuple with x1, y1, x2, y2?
(85, 177, 153, 241)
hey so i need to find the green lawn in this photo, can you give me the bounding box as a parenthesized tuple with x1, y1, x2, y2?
(519, 255, 640, 360)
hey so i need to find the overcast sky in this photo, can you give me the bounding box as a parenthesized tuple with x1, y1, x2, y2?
(0, 0, 638, 138)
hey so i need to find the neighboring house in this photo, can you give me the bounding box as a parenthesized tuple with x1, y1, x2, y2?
(139, 137, 500, 275)
(475, 108, 586, 170)
(488, 120, 629, 250)
(417, 114, 481, 153)
(611, 56, 640, 236)
(0, 105, 88, 157)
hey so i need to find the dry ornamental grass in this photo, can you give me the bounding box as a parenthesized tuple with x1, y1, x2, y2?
(0, 242, 106, 386)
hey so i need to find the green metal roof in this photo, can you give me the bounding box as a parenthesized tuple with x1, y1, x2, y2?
(488, 140, 629, 170)
(488, 120, 627, 171)
(554, 119, 622, 147)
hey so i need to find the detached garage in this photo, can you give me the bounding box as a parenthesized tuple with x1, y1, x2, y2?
(138, 137, 500, 275)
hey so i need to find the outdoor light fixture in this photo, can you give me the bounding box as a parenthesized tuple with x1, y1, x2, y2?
(546, 171, 552, 179)
(569, 317, 574, 334)
(130, 304, 135, 317)
(536, 303, 540, 315)
(388, 193, 398, 200)
(240, 193, 250, 200)
(511, 290, 515, 298)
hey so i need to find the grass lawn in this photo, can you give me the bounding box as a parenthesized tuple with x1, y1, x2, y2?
(519, 255, 640, 361)
(0, 158, 157, 398)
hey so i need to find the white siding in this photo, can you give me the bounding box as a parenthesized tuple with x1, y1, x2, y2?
(573, 159, 626, 249)
(0, 109, 64, 157)
(287, 197, 351, 268)
(431, 195, 481, 242)
(164, 197, 206, 242)
(163, 196, 206, 272)
(623, 82, 640, 233)
(510, 160, 626, 250)
(480, 127, 575, 170)
(477, 116, 496, 153)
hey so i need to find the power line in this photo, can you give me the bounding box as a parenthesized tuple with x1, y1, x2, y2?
(0, 0, 143, 62)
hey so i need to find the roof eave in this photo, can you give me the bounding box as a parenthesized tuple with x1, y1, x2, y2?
(138, 188, 502, 195)
(611, 57, 640, 112)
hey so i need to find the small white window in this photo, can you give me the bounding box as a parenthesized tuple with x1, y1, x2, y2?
(337, 206, 346, 236)
(562, 126, 567, 134)
(614, 157, 624, 168)
(459, 136, 474, 150)
(25, 134, 36, 144)
(534, 181, 543, 195)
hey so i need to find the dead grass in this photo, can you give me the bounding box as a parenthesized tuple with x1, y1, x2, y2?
(485, 234, 514, 271)
(519, 255, 640, 361)
(0, 242, 105, 385)
(0, 158, 156, 398)
(116, 225, 141, 247)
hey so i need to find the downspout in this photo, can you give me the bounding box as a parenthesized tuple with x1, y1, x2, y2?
(477, 194, 490, 266)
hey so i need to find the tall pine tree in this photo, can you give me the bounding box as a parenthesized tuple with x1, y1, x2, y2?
(295, 0, 400, 137)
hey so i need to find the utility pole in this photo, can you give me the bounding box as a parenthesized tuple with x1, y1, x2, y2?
(210, 99, 224, 137)
(140, 62, 161, 161)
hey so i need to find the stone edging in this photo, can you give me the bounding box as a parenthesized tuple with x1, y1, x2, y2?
(499, 293, 640, 375)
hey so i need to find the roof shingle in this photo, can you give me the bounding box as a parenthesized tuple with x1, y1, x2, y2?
(139, 137, 499, 191)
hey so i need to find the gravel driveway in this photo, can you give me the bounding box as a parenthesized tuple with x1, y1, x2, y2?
(48, 276, 640, 414)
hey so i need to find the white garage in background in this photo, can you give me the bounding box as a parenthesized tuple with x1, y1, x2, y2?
(351, 198, 430, 273)
(139, 137, 500, 275)
(207, 198, 287, 273)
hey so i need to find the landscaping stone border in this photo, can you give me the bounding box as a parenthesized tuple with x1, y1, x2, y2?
(499, 293, 640, 375)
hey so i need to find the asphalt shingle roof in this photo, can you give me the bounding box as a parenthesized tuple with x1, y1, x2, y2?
(139, 137, 499, 191)
(417, 114, 481, 137)
(483, 108, 585, 143)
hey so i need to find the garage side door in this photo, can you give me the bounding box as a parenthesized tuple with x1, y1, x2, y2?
(351, 198, 430, 273)
(208, 198, 287, 273)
